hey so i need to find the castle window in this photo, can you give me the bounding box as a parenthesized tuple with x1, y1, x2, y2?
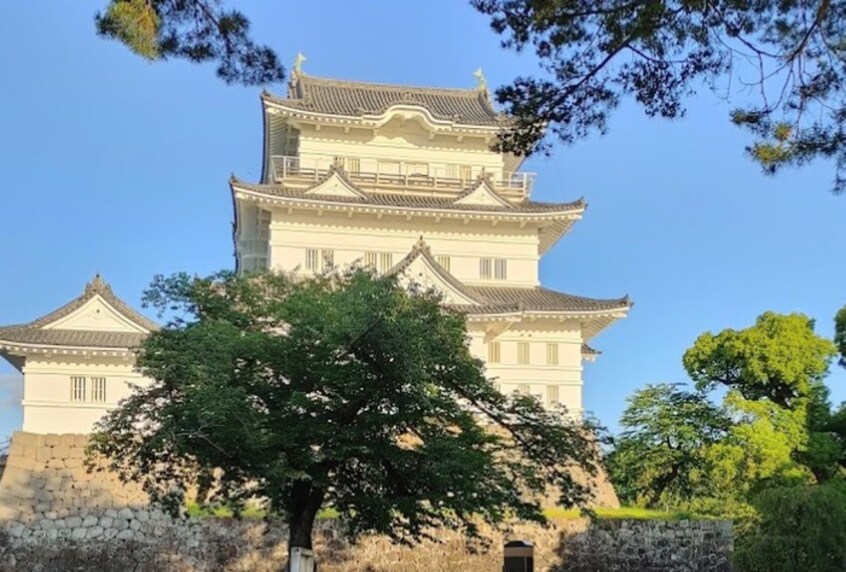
(494, 259, 508, 280)
(488, 341, 501, 364)
(364, 251, 378, 269)
(379, 252, 393, 273)
(517, 342, 530, 365)
(547, 385, 560, 406)
(346, 157, 361, 174)
(546, 343, 559, 365)
(305, 249, 319, 271)
(321, 249, 334, 269)
(71, 377, 86, 402)
(436, 255, 451, 272)
(91, 377, 107, 403)
(480, 258, 492, 279)
(518, 384, 531, 396)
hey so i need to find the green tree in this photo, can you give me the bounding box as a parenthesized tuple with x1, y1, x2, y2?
(472, 0, 846, 193)
(735, 481, 846, 572)
(96, 0, 283, 85)
(683, 312, 836, 409)
(89, 269, 599, 564)
(836, 305, 846, 368)
(606, 383, 729, 507)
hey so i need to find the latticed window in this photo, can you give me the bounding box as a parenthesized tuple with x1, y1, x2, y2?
(364, 251, 378, 269)
(436, 255, 451, 272)
(479, 258, 492, 279)
(346, 157, 361, 173)
(71, 377, 86, 402)
(517, 342, 530, 365)
(91, 378, 107, 403)
(379, 252, 393, 273)
(305, 249, 319, 271)
(518, 384, 531, 396)
(494, 259, 507, 280)
(321, 249, 334, 269)
(546, 343, 559, 365)
(488, 341, 501, 364)
(547, 385, 560, 406)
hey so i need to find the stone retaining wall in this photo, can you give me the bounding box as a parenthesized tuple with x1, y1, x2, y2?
(0, 432, 147, 523)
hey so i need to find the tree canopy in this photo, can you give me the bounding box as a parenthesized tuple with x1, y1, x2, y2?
(90, 269, 599, 562)
(610, 311, 841, 516)
(836, 305, 846, 368)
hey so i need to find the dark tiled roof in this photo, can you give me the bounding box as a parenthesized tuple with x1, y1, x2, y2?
(0, 275, 156, 350)
(263, 73, 503, 126)
(388, 240, 630, 315)
(466, 286, 631, 313)
(231, 175, 584, 215)
(0, 328, 146, 349)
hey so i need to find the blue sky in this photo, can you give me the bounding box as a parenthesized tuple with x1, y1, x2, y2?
(0, 1, 844, 441)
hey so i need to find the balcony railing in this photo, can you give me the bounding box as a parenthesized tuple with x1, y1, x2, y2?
(269, 155, 535, 199)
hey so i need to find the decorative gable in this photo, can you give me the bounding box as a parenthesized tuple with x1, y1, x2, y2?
(453, 180, 513, 208)
(303, 171, 367, 199)
(42, 296, 150, 334)
(391, 242, 481, 306)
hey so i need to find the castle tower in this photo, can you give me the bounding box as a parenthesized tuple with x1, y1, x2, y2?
(232, 61, 631, 414)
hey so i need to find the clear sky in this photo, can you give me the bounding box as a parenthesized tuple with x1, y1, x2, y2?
(0, 1, 844, 441)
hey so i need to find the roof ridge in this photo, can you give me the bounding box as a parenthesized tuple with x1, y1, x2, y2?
(387, 240, 486, 304)
(295, 73, 482, 97)
(19, 275, 158, 332)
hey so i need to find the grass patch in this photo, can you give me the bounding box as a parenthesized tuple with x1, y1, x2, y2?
(544, 507, 698, 521)
(185, 502, 339, 520)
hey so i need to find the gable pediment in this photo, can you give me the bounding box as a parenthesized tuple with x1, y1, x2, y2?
(453, 180, 513, 208)
(42, 296, 150, 334)
(303, 172, 368, 199)
(395, 254, 479, 306)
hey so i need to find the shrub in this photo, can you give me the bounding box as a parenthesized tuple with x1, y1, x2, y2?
(735, 481, 846, 572)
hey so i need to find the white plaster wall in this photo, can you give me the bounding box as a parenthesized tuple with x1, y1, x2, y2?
(272, 118, 505, 180)
(21, 357, 151, 434)
(268, 210, 540, 286)
(467, 321, 585, 413)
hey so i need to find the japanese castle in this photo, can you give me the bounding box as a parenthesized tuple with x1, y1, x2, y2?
(0, 58, 630, 434)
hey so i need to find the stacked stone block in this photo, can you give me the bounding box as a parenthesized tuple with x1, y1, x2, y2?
(0, 432, 148, 524)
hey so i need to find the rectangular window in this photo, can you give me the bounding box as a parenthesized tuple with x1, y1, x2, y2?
(546, 343, 559, 365)
(305, 248, 319, 271)
(480, 258, 492, 279)
(517, 342, 530, 365)
(488, 341, 501, 364)
(446, 164, 473, 181)
(436, 255, 451, 272)
(494, 259, 508, 280)
(364, 251, 378, 269)
(405, 162, 429, 176)
(518, 384, 531, 396)
(321, 249, 334, 269)
(379, 252, 394, 273)
(547, 385, 560, 406)
(71, 377, 86, 402)
(346, 157, 361, 174)
(91, 377, 107, 403)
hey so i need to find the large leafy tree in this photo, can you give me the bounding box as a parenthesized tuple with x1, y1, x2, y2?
(90, 269, 598, 563)
(606, 383, 729, 507)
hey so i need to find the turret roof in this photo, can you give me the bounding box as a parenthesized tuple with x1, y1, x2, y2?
(262, 72, 503, 127)
(389, 239, 631, 316)
(0, 275, 156, 351)
(231, 173, 584, 215)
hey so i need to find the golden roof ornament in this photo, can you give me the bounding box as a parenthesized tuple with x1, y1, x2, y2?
(473, 68, 488, 94)
(293, 52, 307, 76)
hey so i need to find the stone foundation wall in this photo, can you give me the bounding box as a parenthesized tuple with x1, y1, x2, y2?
(0, 432, 147, 523)
(0, 515, 733, 572)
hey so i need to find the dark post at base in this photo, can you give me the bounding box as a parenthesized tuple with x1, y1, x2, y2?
(503, 540, 534, 572)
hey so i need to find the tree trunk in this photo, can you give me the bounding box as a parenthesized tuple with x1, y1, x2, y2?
(287, 482, 325, 570)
